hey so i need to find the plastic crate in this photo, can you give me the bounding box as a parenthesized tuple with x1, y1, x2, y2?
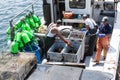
(62, 40, 84, 63)
(55, 29, 71, 40)
(61, 29, 71, 38)
(69, 31, 85, 41)
(47, 41, 66, 62)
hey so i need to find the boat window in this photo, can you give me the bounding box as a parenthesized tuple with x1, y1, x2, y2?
(69, 0, 86, 9)
(104, 2, 114, 11)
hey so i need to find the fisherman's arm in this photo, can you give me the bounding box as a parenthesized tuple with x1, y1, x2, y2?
(51, 27, 70, 46)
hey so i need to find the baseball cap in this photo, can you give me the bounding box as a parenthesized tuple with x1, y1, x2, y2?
(102, 16, 109, 22)
(56, 19, 62, 24)
(82, 14, 88, 18)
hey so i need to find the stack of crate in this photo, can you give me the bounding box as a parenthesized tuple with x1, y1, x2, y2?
(47, 30, 86, 63)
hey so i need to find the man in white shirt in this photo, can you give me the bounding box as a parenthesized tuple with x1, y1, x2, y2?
(43, 19, 71, 59)
(83, 14, 97, 56)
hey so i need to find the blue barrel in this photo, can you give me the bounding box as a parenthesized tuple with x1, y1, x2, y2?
(24, 44, 41, 63)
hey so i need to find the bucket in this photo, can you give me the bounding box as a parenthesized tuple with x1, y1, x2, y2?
(62, 11, 73, 19)
(24, 44, 41, 63)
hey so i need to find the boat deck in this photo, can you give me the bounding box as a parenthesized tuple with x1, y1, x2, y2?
(27, 64, 113, 80)
(85, 2, 120, 79)
(29, 1, 120, 80)
(85, 52, 105, 71)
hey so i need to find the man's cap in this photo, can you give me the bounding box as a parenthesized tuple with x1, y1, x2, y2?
(102, 16, 109, 22)
(56, 19, 62, 24)
(82, 14, 88, 18)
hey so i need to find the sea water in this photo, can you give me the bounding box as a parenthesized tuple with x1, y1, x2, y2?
(0, 0, 43, 51)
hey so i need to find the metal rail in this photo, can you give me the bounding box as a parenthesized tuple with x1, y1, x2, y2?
(9, 0, 40, 41)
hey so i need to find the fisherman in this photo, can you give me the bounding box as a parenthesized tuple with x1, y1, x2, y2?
(83, 14, 98, 56)
(42, 19, 71, 60)
(93, 16, 112, 63)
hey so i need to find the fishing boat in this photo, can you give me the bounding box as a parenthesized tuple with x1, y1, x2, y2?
(0, 0, 120, 80)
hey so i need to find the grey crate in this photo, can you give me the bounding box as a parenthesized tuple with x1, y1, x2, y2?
(56, 29, 71, 40)
(47, 41, 66, 62)
(69, 31, 85, 41)
(61, 30, 71, 38)
(62, 40, 83, 63)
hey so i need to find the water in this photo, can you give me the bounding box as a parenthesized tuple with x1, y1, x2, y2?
(0, 0, 43, 50)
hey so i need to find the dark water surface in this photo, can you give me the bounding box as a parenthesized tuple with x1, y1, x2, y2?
(0, 0, 42, 50)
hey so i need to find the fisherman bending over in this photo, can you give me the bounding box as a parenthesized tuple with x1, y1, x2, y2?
(42, 19, 71, 60)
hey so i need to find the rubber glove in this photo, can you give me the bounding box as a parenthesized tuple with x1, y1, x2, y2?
(98, 33, 106, 37)
(81, 28, 87, 31)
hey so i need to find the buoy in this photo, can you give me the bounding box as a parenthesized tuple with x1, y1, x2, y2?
(6, 25, 15, 35)
(21, 23, 26, 31)
(37, 17, 41, 26)
(6, 34, 10, 40)
(35, 23, 39, 28)
(19, 41, 24, 49)
(23, 30, 33, 39)
(25, 22, 31, 31)
(21, 32, 30, 44)
(31, 13, 41, 27)
(25, 14, 31, 27)
(29, 17, 35, 29)
(16, 20, 23, 29)
(10, 41, 19, 54)
(33, 15, 41, 26)
(6, 27, 10, 34)
(14, 32, 21, 42)
(32, 14, 39, 23)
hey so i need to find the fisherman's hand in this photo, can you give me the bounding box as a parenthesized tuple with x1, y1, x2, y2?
(81, 28, 87, 31)
(64, 40, 71, 46)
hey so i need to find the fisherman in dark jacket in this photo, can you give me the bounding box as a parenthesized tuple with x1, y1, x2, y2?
(93, 16, 112, 63)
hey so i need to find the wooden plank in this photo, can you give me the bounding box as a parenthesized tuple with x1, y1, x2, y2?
(45, 62, 86, 68)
